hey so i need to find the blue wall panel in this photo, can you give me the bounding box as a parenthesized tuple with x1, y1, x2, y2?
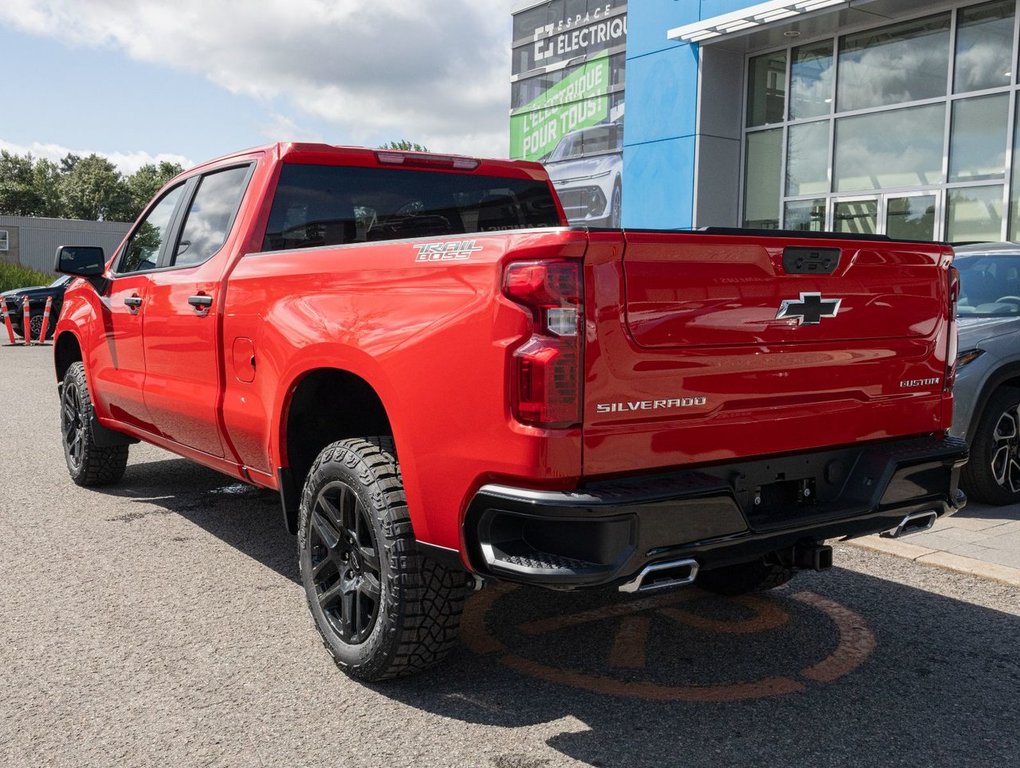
(625, 45, 699, 145)
(621, 1, 757, 228)
(627, 0, 695, 59)
(622, 137, 697, 229)
(700, 0, 762, 20)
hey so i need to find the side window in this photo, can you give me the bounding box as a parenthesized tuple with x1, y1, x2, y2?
(174, 166, 251, 267)
(119, 185, 185, 274)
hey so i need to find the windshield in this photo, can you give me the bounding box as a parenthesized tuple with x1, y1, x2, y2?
(546, 124, 622, 162)
(956, 254, 1020, 317)
(49, 275, 71, 288)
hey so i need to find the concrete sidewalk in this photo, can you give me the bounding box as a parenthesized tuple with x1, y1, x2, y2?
(853, 500, 1020, 587)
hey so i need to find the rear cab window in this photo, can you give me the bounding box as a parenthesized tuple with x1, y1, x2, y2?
(262, 163, 561, 252)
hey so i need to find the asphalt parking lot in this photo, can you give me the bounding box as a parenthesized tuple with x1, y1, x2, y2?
(2, 344, 1019, 768)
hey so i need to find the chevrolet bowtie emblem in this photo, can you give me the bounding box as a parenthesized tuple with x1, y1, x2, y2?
(776, 292, 842, 325)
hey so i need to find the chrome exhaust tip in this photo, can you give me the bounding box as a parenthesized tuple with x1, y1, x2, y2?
(619, 558, 699, 594)
(881, 510, 938, 539)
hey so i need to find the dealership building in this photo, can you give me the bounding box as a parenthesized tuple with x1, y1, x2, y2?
(513, 0, 1020, 242)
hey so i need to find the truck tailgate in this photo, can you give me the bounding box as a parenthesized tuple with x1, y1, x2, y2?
(582, 230, 955, 477)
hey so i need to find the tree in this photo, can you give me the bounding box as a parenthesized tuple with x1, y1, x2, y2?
(0, 151, 42, 216)
(61, 154, 131, 221)
(379, 140, 429, 152)
(124, 161, 184, 221)
(31, 158, 64, 218)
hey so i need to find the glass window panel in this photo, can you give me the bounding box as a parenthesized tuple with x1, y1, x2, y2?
(1010, 99, 1020, 238)
(784, 199, 826, 231)
(786, 120, 830, 195)
(947, 186, 1004, 241)
(950, 94, 1009, 182)
(119, 185, 185, 273)
(743, 129, 782, 228)
(790, 41, 834, 120)
(833, 199, 877, 235)
(834, 104, 945, 192)
(175, 166, 250, 267)
(886, 195, 936, 240)
(837, 14, 951, 112)
(747, 51, 787, 127)
(955, 0, 1015, 93)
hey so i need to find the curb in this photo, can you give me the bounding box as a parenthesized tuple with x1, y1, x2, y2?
(848, 536, 1020, 588)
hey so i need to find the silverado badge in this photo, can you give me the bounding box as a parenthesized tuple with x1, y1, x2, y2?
(776, 292, 842, 325)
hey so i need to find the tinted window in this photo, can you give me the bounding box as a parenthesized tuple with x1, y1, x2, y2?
(262, 163, 561, 251)
(174, 166, 250, 267)
(119, 185, 185, 273)
(957, 255, 1020, 316)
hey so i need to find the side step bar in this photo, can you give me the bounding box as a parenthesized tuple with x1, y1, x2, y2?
(881, 510, 938, 539)
(619, 558, 699, 594)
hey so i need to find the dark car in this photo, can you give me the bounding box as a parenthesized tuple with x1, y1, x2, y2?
(1, 275, 72, 341)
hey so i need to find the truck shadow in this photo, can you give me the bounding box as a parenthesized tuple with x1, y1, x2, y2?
(105, 454, 298, 583)
(99, 455, 1020, 768)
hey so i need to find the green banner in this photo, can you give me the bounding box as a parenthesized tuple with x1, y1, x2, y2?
(510, 52, 610, 162)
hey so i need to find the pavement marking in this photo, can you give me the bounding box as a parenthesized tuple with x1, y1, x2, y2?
(462, 585, 876, 702)
(791, 592, 876, 684)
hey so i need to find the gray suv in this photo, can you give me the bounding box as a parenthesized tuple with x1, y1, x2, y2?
(953, 242, 1020, 504)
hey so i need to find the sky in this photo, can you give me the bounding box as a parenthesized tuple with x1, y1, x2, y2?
(0, 0, 514, 174)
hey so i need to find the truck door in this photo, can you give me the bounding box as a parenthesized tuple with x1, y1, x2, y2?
(141, 164, 253, 459)
(90, 184, 187, 434)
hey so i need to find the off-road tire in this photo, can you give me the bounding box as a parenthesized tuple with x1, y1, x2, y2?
(698, 558, 797, 596)
(298, 437, 466, 681)
(962, 387, 1020, 505)
(60, 362, 129, 486)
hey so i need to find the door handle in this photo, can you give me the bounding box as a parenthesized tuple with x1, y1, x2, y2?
(124, 295, 143, 309)
(188, 295, 213, 309)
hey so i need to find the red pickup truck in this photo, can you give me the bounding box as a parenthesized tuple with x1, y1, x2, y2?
(53, 143, 967, 681)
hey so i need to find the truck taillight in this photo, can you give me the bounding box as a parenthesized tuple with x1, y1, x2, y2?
(503, 260, 583, 428)
(945, 265, 960, 391)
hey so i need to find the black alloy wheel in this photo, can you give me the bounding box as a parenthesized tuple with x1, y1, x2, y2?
(306, 480, 382, 644)
(28, 312, 44, 342)
(298, 437, 467, 681)
(59, 362, 129, 486)
(61, 374, 87, 474)
(964, 387, 1020, 505)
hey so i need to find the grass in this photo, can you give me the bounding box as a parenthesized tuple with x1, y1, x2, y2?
(0, 262, 53, 293)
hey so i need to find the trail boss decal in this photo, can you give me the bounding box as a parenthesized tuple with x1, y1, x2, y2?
(596, 397, 707, 414)
(414, 240, 483, 263)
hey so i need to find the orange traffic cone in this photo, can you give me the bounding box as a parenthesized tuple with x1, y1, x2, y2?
(38, 296, 53, 345)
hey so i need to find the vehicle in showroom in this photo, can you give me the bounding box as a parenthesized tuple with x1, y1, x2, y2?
(951, 242, 1020, 505)
(1, 274, 72, 340)
(51, 142, 966, 682)
(543, 122, 622, 227)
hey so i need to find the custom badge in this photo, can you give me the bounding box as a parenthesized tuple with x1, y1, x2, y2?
(776, 292, 842, 325)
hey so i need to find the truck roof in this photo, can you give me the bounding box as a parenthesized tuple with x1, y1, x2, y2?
(182, 142, 550, 182)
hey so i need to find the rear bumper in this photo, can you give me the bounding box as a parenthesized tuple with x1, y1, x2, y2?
(464, 435, 968, 589)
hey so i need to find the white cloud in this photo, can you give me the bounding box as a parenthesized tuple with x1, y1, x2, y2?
(0, 0, 513, 158)
(0, 138, 193, 175)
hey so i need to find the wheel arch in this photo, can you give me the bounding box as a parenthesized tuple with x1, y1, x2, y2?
(965, 362, 1020, 440)
(54, 330, 84, 384)
(276, 365, 400, 534)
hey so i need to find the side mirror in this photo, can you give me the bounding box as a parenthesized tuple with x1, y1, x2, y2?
(54, 245, 106, 277)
